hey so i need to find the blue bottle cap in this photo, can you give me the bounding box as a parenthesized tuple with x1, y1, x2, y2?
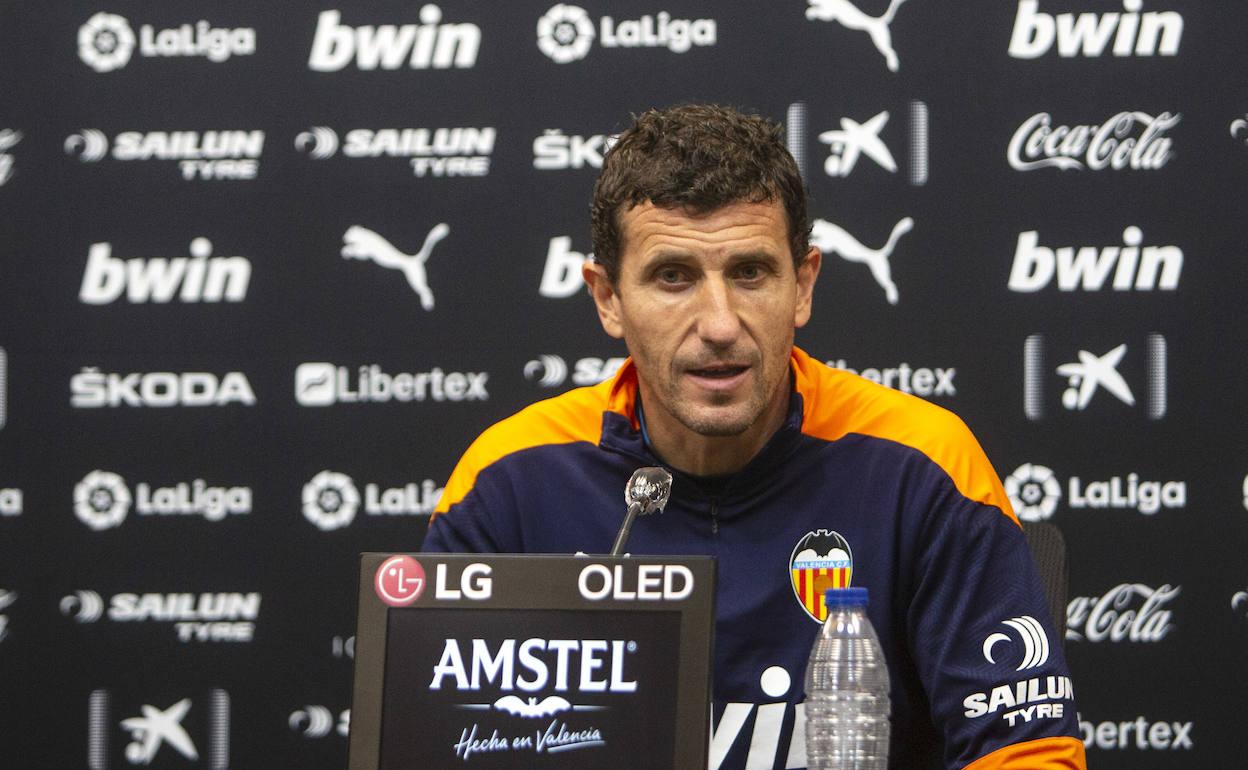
(824, 586, 869, 607)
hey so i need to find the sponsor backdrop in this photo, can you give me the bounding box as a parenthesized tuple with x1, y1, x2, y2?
(0, 1, 1244, 767)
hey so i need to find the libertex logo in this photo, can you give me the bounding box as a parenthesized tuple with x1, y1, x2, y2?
(786, 101, 929, 186)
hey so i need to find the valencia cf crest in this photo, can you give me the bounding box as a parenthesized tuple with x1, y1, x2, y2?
(789, 529, 854, 623)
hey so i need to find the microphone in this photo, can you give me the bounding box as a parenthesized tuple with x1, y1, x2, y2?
(609, 467, 673, 557)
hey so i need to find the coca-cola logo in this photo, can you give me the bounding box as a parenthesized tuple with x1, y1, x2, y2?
(1066, 583, 1179, 643)
(1008, 111, 1179, 172)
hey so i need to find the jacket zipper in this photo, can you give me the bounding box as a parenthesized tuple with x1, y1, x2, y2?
(709, 497, 720, 536)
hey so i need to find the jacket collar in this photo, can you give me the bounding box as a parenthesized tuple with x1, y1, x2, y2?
(599, 351, 809, 505)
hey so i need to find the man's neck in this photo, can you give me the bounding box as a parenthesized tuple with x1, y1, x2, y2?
(637, 387, 791, 478)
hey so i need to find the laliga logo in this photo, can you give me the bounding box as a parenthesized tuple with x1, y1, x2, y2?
(79, 13, 137, 72)
(1004, 463, 1061, 521)
(60, 590, 106, 623)
(295, 127, 340, 159)
(302, 471, 360, 531)
(538, 5, 595, 63)
(982, 615, 1050, 671)
(74, 470, 131, 530)
(524, 355, 568, 387)
(375, 555, 426, 607)
(65, 129, 110, 162)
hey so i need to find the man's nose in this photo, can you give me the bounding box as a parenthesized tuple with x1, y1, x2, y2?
(694, 276, 743, 346)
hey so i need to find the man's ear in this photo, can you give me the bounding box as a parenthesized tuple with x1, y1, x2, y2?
(794, 246, 821, 328)
(583, 261, 625, 339)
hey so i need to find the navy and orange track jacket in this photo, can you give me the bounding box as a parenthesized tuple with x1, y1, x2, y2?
(424, 348, 1087, 770)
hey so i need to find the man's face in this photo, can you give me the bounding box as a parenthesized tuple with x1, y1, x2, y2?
(585, 199, 820, 440)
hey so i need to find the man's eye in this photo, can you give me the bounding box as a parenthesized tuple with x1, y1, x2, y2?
(657, 267, 686, 284)
(736, 264, 766, 281)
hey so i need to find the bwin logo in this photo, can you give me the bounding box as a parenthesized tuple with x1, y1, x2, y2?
(982, 616, 1051, 671)
(1009, 0, 1183, 59)
(65, 129, 110, 162)
(806, 0, 910, 73)
(540, 236, 591, 298)
(295, 127, 340, 159)
(79, 238, 252, 304)
(60, 590, 106, 623)
(342, 225, 448, 311)
(1008, 227, 1183, 292)
(303, 471, 360, 531)
(525, 355, 569, 387)
(809, 217, 913, 305)
(307, 7, 481, 71)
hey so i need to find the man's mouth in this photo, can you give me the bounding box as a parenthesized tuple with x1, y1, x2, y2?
(687, 364, 749, 379)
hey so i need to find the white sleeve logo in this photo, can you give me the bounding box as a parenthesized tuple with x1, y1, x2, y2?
(982, 615, 1050, 671)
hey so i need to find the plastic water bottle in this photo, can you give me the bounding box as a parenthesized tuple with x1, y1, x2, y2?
(804, 587, 891, 769)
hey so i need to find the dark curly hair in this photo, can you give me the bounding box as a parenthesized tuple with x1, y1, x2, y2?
(590, 104, 810, 283)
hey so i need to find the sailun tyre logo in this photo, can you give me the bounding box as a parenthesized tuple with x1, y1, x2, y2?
(74, 470, 131, 530)
(295, 127, 340, 159)
(289, 706, 342, 738)
(302, 471, 360, 531)
(79, 13, 137, 72)
(65, 129, 110, 162)
(1004, 463, 1061, 521)
(61, 590, 106, 623)
(524, 355, 569, 387)
(538, 5, 595, 63)
(983, 615, 1051, 671)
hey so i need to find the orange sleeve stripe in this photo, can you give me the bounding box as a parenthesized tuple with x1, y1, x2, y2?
(791, 348, 1019, 526)
(431, 362, 637, 518)
(962, 736, 1087, 770)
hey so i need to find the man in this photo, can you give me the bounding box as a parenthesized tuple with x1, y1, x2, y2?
(424, 104, 1086, 770)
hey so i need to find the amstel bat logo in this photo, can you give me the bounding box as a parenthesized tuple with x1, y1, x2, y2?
(789, 529, 854, 623)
